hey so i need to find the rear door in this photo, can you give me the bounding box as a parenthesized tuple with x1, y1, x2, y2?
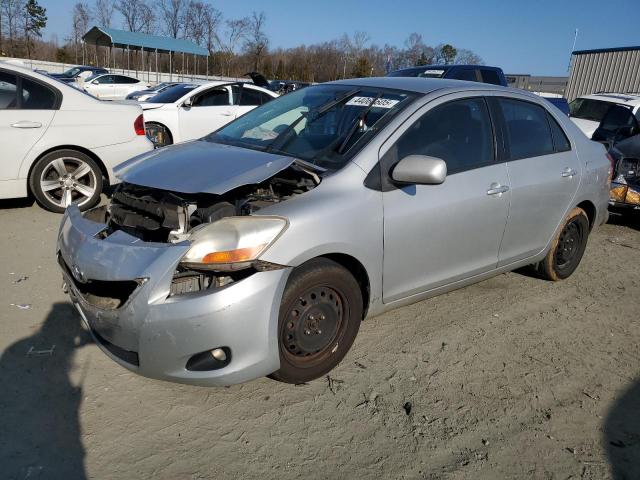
(0, 70, 56, 181)
(234, 84, 272, 117)
(94, 75, 115, 99)
(382, 95, 510, 302)
(491, 97, 581, 265)
(177, 85, 236, 141)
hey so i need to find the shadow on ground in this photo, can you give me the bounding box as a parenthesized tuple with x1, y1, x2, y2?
(0, 302, 90, 479)
(0, 197, 35, 210)
(607, 211, 640, 232)
(604, 377, 640, 479)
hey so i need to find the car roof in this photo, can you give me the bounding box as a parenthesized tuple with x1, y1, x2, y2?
(578, 93, 640, 107)
(328, 76, 511, 95)
(392, 64, 502, 73)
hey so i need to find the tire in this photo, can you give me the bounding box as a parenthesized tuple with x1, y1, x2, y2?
(29, 149, 103, 213)
(145, 122, 173, 147)
(535, 207, 590, 281)
(270, 258, 363, 384)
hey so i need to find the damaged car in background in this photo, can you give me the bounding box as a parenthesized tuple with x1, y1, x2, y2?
(608, 133, 640, 212)
(57, 78, 610, 386)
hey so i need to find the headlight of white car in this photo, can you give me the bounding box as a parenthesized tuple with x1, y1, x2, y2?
(179, 216, 288, 271)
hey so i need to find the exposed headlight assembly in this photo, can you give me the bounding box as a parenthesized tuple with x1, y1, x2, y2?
(179, 216, 288, 271)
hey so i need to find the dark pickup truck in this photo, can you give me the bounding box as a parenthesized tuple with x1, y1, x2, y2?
(387, 64, 508, 87)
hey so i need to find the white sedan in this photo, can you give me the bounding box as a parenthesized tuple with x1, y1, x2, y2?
(141, 81, 278, 146)
(82, 73, 150, 100)
(0, 62, 153, 212)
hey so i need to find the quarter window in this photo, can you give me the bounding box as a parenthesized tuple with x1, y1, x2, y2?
(547, 114, 571, 152)
(393, 97, 494, 175)
(450, 69, 478, 82)
(498, 98, 554, 159)
(0, 72, 18, 109)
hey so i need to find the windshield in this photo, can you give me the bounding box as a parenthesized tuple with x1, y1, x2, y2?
(206, 84, 416, 169)
(569, 98, 614, 122)
(62, 67, 81, 77)
(147, 84, 199, 103)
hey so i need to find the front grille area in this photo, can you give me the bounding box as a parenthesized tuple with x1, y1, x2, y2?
(92, 327, 140, 366)
(108, 183, 187, 242)
(59, 255, 141, 310)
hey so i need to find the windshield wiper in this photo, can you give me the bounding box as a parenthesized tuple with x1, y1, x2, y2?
(265, 87, 360, 153)
(336, 92, 382, 154)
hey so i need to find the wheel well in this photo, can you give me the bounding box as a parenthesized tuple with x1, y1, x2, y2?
(27, 146, 109, 193)
(577, 200, 596, 230)
(320, 253, 370, 319)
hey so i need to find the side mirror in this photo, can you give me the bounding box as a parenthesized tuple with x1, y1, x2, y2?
(182, 97, 193, 108)
(391, 155, 447, 185)
(92, 80, 99, 85)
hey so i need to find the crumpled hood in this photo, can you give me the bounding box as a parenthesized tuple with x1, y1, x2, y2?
(114, 140, 295, 195)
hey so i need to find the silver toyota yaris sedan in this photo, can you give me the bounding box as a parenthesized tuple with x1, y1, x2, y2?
(57, 77, 611, 386)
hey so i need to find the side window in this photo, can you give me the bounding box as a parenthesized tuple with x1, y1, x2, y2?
(498, 98, 554, 160)
(21, 77, 56, 109)
(0, 72, 18, 109)
(393, 97, 494, 175)
(231, 85, 240, 104)
(480, 69, 501, 85)
(97, 75, 114, 84)
(259, 91, 274, 105)
(239, 87, 263, 106)
(450, 69, 478, 82)
(193, 87, 229, 107)
(547, 114, 571, 152)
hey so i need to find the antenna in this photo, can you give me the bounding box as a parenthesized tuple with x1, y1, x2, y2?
(567, 28, 579, 72)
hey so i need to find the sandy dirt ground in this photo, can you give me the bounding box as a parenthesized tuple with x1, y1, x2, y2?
(0, 199, 639, 480)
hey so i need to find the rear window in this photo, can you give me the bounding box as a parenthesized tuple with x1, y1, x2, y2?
(547, 113, 571, 152)
(480, 69, 501, 85)
(387, 68, 446, 78)
(569, 98, 613, 122)
(0, 71, 18, 109)
(21, 77, 56, 109)
(147, 84, 199, 103)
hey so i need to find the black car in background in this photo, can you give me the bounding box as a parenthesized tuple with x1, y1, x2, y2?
(387, 64, 508, 87)
(49, 66, 109, 83)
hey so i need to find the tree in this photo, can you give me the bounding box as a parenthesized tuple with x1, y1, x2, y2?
(274, 58, 285, 79)
(115, 0, 148, 32)
(159, 0, 185, 38)
(94, 0, 114, 27)
(455, 48, 483, 65)
(243, 11, 268, 71)
(351, 56, 371, 78)
(219, 18, 247, 76)
(23, 0, 46, 58)
(435, 43, 457, 64)
(2, 0, 23, 56)
(71, 2, 91, 63)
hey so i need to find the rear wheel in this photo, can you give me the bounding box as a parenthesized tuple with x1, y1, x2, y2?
(535, 207, 590, 281)
(29, 149, 103, 213)
(270, 258, 363, 384)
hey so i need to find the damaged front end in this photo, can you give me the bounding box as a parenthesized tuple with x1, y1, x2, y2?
(610, 156, 640, 210)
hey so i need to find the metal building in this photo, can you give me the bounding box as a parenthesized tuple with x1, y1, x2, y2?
(565, 46, 640, 101)
(505, 74, 567, 95)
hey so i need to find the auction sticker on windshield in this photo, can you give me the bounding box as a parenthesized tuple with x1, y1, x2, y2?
(345, 97, 400, 108)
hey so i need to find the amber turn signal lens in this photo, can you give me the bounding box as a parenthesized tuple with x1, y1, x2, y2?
(201, 244, 267, 264)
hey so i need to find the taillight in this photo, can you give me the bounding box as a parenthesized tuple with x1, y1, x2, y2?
(134, 114, 145, 136)
(606, 152, 615, 182)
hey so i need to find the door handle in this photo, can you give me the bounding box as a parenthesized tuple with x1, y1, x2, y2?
(11, 121, 42, 129)
(561, 167, 577, 178)
(487, 183, 510, 196)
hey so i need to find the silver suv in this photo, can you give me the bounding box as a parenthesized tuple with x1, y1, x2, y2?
(57, 77, 610, 386)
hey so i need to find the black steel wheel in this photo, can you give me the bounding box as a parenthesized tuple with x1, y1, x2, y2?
(536, 207, 590, 281)
(270, 258, 363, 384)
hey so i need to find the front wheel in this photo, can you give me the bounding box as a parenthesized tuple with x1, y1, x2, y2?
(270, 258, 363, 384)
(535, 207, 590, 281)
(29, 150, 103, 213)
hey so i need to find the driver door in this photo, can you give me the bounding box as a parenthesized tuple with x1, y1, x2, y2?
(178, 86, 236, 141)
(381, 95, 510, 302)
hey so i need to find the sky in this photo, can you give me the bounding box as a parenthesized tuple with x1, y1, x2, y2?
(39, 0, 640, 76)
